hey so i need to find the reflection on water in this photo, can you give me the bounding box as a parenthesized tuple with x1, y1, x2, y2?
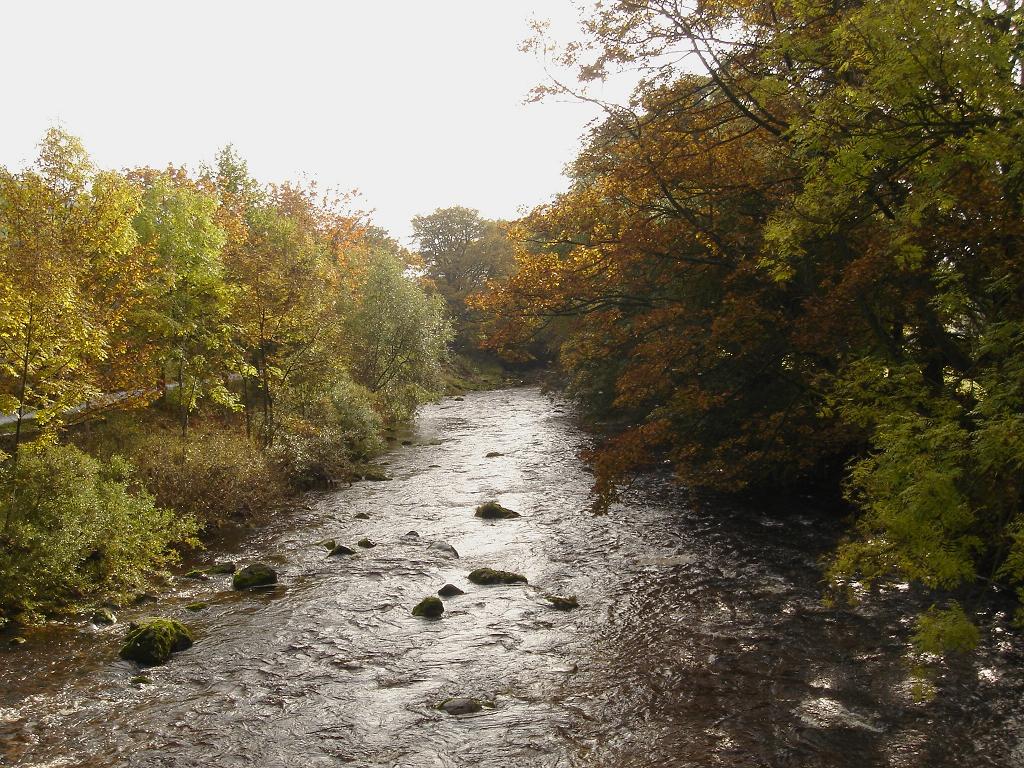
(1, 387, 1022, 767)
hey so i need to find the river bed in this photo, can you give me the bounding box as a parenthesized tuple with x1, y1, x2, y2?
(1, 387, 1022, 767)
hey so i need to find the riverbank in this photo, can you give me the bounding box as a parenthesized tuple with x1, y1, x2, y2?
(1, 387, 1022, 767)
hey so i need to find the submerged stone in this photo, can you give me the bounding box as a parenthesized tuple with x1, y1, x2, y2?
(119, 618, 193, 666)
(468, 568, 528, 586)
(485, 451, 503, 458)
(130, 674, 152, 685)
(428, 541, 459, 558)
(404, 530, 419, 538)
(357, 538, 376, 549)
(438, 584, 465, 598)
(412, 596, 444, 619)
(185, 602, 208, 612)
(354, 512, 371, 520)
(329, 544, 356, 557)
(183, 569, 210, 581)
(9, 636, 26, 646)
(546, 594, 579, 611)
(232, 563, 278, 589)
(318, 538, 337, 551)
(91, 607, 117, 625)
(439, 697, 482, 715)
(474, 501, 520, 520)
(206, 561, 236, 575)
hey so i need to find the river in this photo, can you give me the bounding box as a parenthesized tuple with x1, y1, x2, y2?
(1, 387, 1022, 767)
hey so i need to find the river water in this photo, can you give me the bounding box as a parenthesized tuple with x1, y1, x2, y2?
(1, 387, 1023, 767)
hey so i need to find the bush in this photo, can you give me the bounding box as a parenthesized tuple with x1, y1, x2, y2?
(132, 427, 286, 526)
(0, 443, 197, 616)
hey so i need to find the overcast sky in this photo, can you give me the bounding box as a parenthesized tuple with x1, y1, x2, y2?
(0, 1, 612, 241)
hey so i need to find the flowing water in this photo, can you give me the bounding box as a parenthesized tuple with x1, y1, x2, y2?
(1, 387, 1023, 767)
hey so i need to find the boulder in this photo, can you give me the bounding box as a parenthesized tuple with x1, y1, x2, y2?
(119, 618, 193, 666)
(206, 561, 236, 575)
(183, 569, 210, 581)
(411, 596, 444, 619)
(318, 538, 337, 551)
(404, 530, 420, 538)
(485, 451, 503, 458)
(438, 584, 465, 598)
(357, 538, 376, 549)
(329, 544, 356, 557)
(232, 563, 278, 589)
(468, 568, 528, 586)
(474, 501, 520, 520)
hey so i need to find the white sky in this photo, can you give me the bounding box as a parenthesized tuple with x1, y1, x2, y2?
(0, 1, 610, 241)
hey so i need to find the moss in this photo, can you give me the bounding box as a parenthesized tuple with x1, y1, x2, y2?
(545, 594, 579, 611)
(184, 602, 208, 612)
(129, 674, 152, 685)
(474, 501, 520, 520)
(119, 618, 193, 666)
(412, 596, 444, 619)
(357, 538, 376, 549)
(468, 568, 528, 585)
(231, 563, 278, 590)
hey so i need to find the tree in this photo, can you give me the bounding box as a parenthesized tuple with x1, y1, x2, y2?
(0, 129, 143, 456)
(412, 206, 514, 350)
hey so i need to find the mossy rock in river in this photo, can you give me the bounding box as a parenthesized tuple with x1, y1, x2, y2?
(232, 563, 278, 590)
(183, 569, 210, 581)
(468, 568, 528, 586)
(185, 602, 208, 612)
(474, 501, 520, 520)
(318, 538, 336, 551)
(412, 596, 444, 619)
(206, 561, 236, 575)
(119, 618, 193, 666)
(545, 594, 579, 611)
(91, 607, 117, 625)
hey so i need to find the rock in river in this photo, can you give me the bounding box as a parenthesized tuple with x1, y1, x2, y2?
(438, 584, 465, 598)
(428, 540, 459, 558)
(545, 594, 579, 610)
(232, 563, 278, 589)
(468, 568, 528, 585)
(412, 596, 444, 619)
(91, 607, 117, 625)
(474, 501, 520, 519)
(119, 618, 193, 666)
(329, 544, 356, 557)
(357, 538, 376, 549)
(439, 697, 482, 715)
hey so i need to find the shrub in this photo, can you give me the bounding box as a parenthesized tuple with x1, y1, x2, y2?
(0, 443, 197, 616)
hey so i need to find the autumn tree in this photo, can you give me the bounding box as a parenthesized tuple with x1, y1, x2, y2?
(412, 206, 514, 350)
